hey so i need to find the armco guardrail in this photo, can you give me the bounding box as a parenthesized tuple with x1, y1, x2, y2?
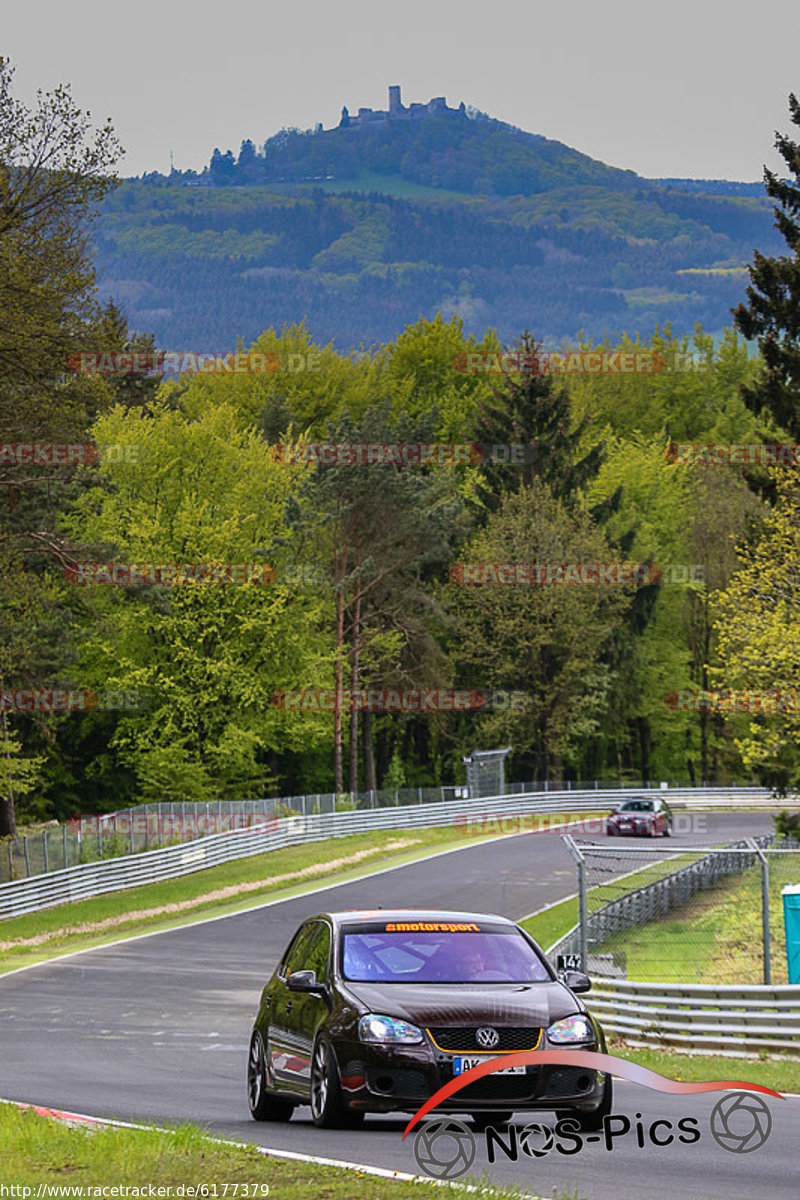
(587, 979, 800, 1053)
(5, 781, 790, 885)
(0, 786, 778, 919)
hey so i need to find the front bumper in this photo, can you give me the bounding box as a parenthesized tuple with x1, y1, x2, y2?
(608, 819, 653, 836)
(338, 1039, 607, 1114)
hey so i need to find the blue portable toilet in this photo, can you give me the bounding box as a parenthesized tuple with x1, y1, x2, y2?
(782, 884, 800, 984)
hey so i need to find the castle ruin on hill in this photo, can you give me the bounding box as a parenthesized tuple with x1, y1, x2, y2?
(338, 85, 464, 130)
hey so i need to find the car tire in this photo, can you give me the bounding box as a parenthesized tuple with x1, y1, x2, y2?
(248, 1030, 294, 1122)
(662, 822, 672, 837)
(557, 1074, 613, 1133)
(606, 825, 616, 837)
(472, 1111, 512, 1130)
(310, 1037, 364, 1129)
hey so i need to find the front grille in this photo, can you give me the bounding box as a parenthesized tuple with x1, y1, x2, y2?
(427, 1026, 541, 1052)
(457, 1074, 536, 1102)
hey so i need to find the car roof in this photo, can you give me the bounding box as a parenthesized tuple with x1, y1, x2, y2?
(317, 909, 517, 929)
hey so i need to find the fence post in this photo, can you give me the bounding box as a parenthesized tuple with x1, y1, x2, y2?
(63, 823, 68, 869)
(749, 840, 772, 985)
(578, 858, 587, 970)
(9, 839, 14, 879)
(562, 835, 587, 970)
(23, 836, 30, 877)
(42, 830, 48, 873)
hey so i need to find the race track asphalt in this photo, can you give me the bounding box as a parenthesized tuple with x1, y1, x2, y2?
(0, 811, 795, 1200)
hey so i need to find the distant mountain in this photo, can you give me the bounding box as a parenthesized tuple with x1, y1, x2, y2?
(199, 86, 648, 199)
(95, 89, 779, 349)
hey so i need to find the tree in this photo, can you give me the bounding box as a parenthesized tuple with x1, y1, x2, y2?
(307, 405, 463, 792)
(0, 58, 121, 835)
(734, 94, 800, 439)
(713, 468, 800, 792)
(451, 483, 630, 780)
(470, 331, 605, 512)
(0, 56, 121, 404)
(62, 395, 331, 803)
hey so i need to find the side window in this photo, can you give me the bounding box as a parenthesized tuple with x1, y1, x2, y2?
(281, 924, 315, 978)
(304, 923, 332, 983)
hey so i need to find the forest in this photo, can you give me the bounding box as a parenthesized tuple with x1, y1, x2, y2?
(2, 61, 800, 835)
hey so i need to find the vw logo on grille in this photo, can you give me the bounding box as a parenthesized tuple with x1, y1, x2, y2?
(475, 1026, 500, 1050)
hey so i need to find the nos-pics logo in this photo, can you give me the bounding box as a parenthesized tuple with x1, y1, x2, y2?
(413, 1093, 774, 1181)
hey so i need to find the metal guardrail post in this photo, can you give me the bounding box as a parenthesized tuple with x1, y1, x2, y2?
(42, 830, 48, 873)
(63, 823, 68, 869)
(23, 836, 30, 877)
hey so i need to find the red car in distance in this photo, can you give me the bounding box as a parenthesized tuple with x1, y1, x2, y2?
(606, 796, 672, 837)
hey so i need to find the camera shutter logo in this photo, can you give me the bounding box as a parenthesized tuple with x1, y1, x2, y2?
(475, 1026, 500, 1050)
(709, 1093, 772, 1153)
(519, 1122, 555, 1158)
(413, 1118, 476, 1179)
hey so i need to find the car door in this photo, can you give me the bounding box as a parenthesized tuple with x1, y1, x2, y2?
(268, 922, 317, 1091)
(292, 921, 333, 1092)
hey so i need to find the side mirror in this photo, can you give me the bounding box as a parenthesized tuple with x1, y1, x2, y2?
(287, 969, 325, 994)
(562, 970, 591, 994)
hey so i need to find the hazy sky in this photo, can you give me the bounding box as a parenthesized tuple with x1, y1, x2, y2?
(6, 0, 798, 181)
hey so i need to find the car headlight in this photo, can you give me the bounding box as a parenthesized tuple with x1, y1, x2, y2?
(547, 1014, 593, 1043)
(358, 1013, 424, 1044)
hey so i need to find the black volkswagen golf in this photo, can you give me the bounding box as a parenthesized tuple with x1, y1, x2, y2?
(247, 908, 611, 1130)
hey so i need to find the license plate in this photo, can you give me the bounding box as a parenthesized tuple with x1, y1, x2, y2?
(453, 1056, 526, 1075)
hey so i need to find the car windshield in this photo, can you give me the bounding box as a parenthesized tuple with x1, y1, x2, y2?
(619, 800, 654, 812)
(341, 929, 550, 984)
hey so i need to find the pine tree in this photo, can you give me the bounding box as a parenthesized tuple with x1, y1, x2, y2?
(470, 331, 605, 511)
(734, 93, 800, 438)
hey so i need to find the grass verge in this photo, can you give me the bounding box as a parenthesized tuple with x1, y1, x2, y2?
(0, 1104, 538, 1198)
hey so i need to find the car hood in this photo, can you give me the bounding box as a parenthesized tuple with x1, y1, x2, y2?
(340, 980, 582, 1027)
